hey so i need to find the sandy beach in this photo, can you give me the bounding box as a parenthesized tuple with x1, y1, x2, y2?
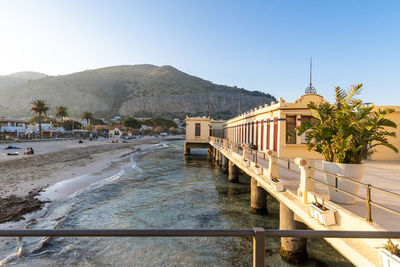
(0, 136, 184, 223)
(0, 137, 183, 197)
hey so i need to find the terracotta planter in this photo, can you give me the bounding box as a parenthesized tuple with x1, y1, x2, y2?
(379, 249, 400, 267)
(322, 161, 365, 204)
(308, 203, 336, 226)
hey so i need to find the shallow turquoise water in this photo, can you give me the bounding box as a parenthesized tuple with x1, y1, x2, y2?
(0, 140, 352, 266)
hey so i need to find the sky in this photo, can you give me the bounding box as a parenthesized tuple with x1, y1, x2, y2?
(0, 0, 399, 105)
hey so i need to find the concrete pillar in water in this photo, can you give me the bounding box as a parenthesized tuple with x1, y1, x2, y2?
(218, 151, 222, 166)
(228, 160, 239, 183)
(207, 148, 212, 160)
(250, 177, 267, 215)
(279, 202, 308, 264)
(214, 149, 219, 165)
(221, 154, 228, 173)
(183, 143, 190, 155)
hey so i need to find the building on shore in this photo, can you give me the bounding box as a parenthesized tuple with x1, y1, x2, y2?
(0, 118, 27, 137)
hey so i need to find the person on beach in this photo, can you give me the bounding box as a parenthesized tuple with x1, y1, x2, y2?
(24, 147, 34, 155)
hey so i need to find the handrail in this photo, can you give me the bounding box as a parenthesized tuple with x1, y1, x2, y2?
(308, 165, 400, 221)
(1, 228, 400, 267)
(0, 229, 398, 238)
(210, 139, 400, 222)
(309, 166, 365, 187)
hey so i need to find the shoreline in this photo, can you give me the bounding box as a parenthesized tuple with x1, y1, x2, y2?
(0, 136, 182, 224)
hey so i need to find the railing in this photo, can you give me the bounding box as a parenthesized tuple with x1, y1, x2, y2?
(210, 139, 400, 222)
(2, 228, 400, 267)
(308, 166, 400, 222)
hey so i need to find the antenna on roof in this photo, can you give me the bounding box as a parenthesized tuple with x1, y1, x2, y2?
(305, 57, 316, 94)
(208, 96, 212, 118)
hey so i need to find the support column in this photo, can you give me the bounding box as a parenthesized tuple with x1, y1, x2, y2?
(207, 148, 213, 160)
(250, 177, 268, 215)
(221, 155, 228, 173)
(215, 149, 219, 165)
(228, 160, 239, 183)
(279, 202, 308, 264)
(218, 151, 222, 165)
(183, 142, 190, 155)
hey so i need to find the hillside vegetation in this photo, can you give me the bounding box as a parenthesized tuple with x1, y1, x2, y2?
(0, 65, 275, 119)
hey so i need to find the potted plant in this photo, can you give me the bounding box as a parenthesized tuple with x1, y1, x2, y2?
(271, 177, 284, 192)
(298, 84, 398, 204)
(379, 239, 400, 267)
(308, 195, 336, 226)
(253, 164, 263, 175)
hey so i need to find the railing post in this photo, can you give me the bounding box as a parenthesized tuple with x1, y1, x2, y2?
(242, 145, 248, 161)
(366, 184, 372, 222)
(287, 159, 290, 170)
(295, 158, 310, 204)
(265, 150, 278, 180)
(253, 227, 265, 267)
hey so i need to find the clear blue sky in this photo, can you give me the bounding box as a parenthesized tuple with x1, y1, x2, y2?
(1, 0, 399, 105)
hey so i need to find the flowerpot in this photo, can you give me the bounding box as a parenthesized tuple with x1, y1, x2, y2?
(243, 160, 250, 167)
(271, 179, 284, 192)
(322, 161, 365, 204)
(379, 248, 400, 267)
(253, 167, 263, 175)
(308, 203, 336, 226)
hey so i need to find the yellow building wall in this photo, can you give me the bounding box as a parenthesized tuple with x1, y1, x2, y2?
(370, 110, 400, 161)
(185, 117, 210, 143)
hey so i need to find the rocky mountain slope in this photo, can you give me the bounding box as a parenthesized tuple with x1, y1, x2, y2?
(0, 65, 275, 119)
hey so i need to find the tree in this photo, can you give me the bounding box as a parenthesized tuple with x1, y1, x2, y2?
(81, 111, 94, 127)
(31, 99, 50, 138)
(123, 117, 140, 129)
(56, 106, 68, 122)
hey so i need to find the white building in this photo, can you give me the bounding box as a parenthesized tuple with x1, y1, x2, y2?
(0, 118, 26, 136)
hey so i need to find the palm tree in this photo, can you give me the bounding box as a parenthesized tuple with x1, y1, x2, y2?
(81, 111, 94, 127)
(56, 106, 68, 122)
(31, 99, 50, 138)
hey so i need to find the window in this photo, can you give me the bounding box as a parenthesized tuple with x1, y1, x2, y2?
(195, 123, 201, 136)
(301, 116, 318, 143)
(286, 116, 296, 144)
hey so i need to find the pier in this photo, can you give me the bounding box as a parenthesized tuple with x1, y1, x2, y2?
(204, 136, 400, 266)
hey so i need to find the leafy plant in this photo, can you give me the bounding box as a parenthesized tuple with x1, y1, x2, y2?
(297, 83, 398, 164)
(383, 239, 400, 257)
(56, 106, 68, 122)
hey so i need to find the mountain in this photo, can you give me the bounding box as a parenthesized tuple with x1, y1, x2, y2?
(0, 71, 47, 91)
(0, 65, 276, 119)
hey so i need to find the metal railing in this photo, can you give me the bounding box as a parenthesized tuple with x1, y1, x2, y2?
(210, 139, 400, 222)
(308, 166, 400, 222)
(2, 228, 400, 267)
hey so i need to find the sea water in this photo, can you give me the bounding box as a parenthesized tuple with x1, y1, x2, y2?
(0, 140, 352, 266)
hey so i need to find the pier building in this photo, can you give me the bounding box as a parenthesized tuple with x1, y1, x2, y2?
(184, 116, 225, 155)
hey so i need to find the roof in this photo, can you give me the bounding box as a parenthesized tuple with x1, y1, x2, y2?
(0, 118, 27, 123)
(109, 125, 124, 130)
